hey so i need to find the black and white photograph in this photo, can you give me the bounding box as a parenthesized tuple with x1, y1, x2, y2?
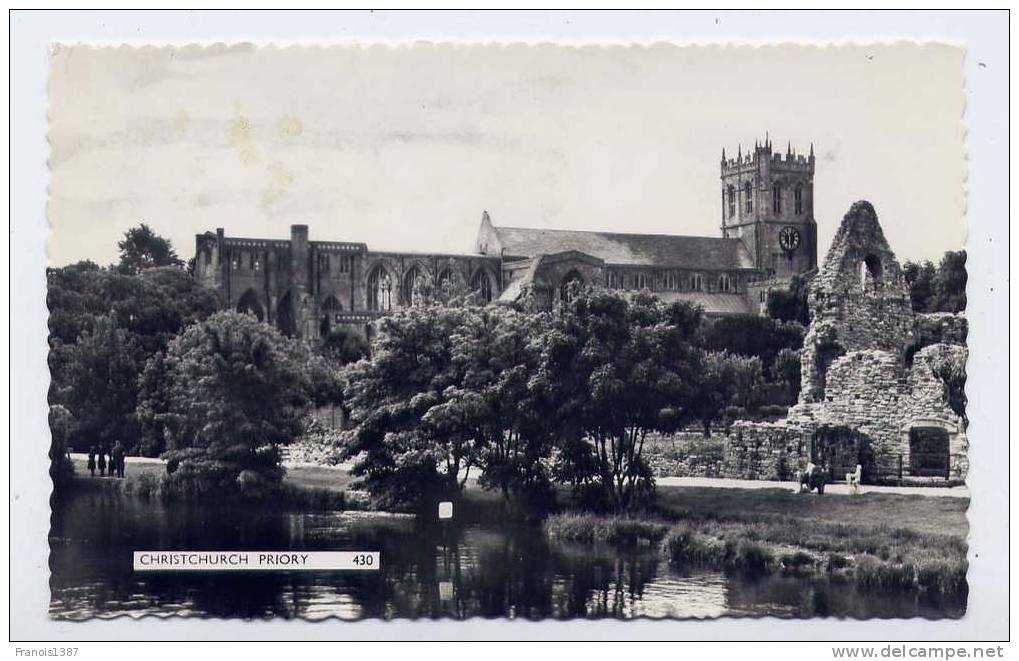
(8, 8, 1011, 647)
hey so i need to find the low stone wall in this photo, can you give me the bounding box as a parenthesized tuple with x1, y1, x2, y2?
(722, 421, 808, 481)
(644, 432, 725, 478)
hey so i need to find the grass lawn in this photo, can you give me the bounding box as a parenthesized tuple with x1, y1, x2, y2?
(656, 485, 968, 537)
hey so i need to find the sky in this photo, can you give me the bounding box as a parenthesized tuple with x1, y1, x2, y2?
(47, 42, 965, 267)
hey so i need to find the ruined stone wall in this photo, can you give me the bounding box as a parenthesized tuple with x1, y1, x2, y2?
(723, 201, 968, 482)
(723, 421, 809, 481)
(799, 202, 914, 403)
(726, 344, 969, 481)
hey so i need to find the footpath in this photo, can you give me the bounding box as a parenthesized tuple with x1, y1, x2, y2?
(71, 454, 969, 499)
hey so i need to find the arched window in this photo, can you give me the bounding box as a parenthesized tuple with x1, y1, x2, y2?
(795, 185, 803, 215)
(202, 247, 212, 266)
(691, 273, 703, 292)
(772, 183, 782, 214)
(252, 254, 262, 272)
(367, 265, 392, 312)
(402, 265, 425, 306)
(744, 181, 753, 213)
(560, 271, 584, 305)
(319, 296, 342, 336)
(727, 185, 736, 218)
(469, 269, 494, 303)
(718, 274, 732, 293)
(861, 254, 883, 292)
(236, 289, 264, 322)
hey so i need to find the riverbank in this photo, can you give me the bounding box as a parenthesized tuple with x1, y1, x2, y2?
(545, 487, 969, 601)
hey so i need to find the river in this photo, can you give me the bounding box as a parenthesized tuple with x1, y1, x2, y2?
(49, 490, 965, 620)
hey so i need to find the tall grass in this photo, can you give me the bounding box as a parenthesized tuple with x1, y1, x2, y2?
(543, 510, 968, 599)
(544, 513, 670, 547)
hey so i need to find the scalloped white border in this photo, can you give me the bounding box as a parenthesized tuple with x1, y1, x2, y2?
(10, 9, 1010, 642)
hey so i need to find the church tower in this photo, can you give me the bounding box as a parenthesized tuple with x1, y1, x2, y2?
(720, 137, 818, 282)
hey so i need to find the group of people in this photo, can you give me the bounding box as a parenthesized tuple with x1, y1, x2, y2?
(87, 442, 126, 478)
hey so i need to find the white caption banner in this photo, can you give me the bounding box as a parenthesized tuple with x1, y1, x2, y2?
(133, 551, 379, 571)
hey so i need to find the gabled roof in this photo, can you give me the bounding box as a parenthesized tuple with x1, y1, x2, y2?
(490, 226, 756, 271)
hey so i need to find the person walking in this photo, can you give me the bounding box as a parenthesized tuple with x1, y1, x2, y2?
(87, 445, 96, 477)
(97, 446, 107, 477)
(112, 441, 125, 479)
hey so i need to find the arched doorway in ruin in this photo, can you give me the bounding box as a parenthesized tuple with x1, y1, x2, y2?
(276, 291, 296, 337)
(236, 289, 264, 322)
(810, 425, 875, 483)
(904, 420, 956, 479)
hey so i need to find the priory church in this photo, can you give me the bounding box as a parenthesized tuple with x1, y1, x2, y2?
(194, 138, 818, 339)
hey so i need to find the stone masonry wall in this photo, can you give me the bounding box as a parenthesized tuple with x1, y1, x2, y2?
(723, 421, 809, 481)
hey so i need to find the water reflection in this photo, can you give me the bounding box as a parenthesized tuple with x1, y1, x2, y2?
(49, 491, 964, 620)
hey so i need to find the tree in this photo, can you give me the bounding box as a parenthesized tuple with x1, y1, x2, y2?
(47, 263, 219, 453)
(699, 314, 805, 377)
(339, 305, 481, 510)
(320, 327, 371, 366)
(542, 290, 701, 512)
(48, 405, 76, 490)
(931, 250, 967, 313)
(136, 311, 320, 497)
(448, 306, 556, 511)
(903, 259, 937, 313)
(689, 352, 764, 437)
(53, 316, 142, 451)
(903, 250, 967, 313)
(771, 347, 802, 402)
(766, 275, 810, 324)
(116, 223, 184, 275)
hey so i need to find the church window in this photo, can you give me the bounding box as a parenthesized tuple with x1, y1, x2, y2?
(727, 185, 736, 218)
(744, 181, 753, 213)
(795, 185, 803, 215)
(230, 253, 240, 271)
(319, 254, 331, 274)
(337, 255, 351, 274)
(691, 273, 703, 292)
(560, 271, 584, 305)
(469, 269, 494, 303)
(403, 265, 424, 305)
(719, 274, 732, 293)
(367, 265, 392, 312)
(253, 254, 261, 271)
(772, 183, 782, 214)
(203, 248, 212, 266)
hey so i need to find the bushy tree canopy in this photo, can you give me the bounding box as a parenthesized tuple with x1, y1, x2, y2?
(903, 250, 967, 313)
(137, 311, 330, 494)
(116, 223, 184, 275)
(47, 261, 219, 452)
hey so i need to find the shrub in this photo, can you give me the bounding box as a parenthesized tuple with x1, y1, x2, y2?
(781, 550, 817, 573)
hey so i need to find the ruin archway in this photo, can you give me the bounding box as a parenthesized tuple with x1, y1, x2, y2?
(908, 426, 951, 478)
(319, 295, 342, 337)
(276, 291, 296, 337)
(236, 289, 264, 322)
(810, 425, 874, 483)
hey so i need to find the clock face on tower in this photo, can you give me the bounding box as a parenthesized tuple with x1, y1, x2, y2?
(779, 226, 801, 252)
